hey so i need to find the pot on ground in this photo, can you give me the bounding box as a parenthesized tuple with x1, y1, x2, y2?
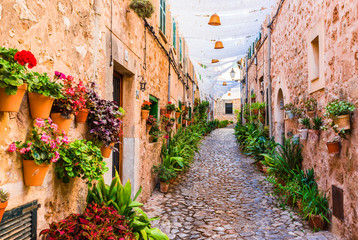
(308, 214, 325, 230)
(262, 166, 269, 174)
(28, 92, 54, 119)
(160, 182, 169, 193)
(256, 161, 264, 172)
(141, 110, 150, 119)
(0, 84, 27, 112)
(308, 129, 320, 142)
(23, 160, 50, 186)
(334, 114, 350, 131)
(76, 109, 89, 123)
(101, 143, 115, 158)
(51, 113, 73, 134)
(0, 201, 8, 223)
(326, 141, 341, 154)
(298, 129, 308, 140)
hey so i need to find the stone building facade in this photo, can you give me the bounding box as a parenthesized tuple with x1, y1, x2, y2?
(244, 0, 358, 238)
(0, 0, 198, 234)
(214, 97, 241, 123)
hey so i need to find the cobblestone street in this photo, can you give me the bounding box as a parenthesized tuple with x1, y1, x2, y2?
(143, 127, 337, 240)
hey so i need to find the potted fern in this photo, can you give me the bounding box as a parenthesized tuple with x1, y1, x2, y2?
(0, 188, 9, 223)
(129, 0, 155, 19)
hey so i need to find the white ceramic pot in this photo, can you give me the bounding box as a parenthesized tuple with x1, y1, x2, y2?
(298, 129, 308, 140)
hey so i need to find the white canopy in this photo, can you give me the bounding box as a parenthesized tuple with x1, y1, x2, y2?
(168, 0, 276, 98)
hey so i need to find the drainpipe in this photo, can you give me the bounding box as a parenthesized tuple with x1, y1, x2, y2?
(245, 56, 248, 102)
(168, 60, 171, 102)
(268, 20, 273, 138)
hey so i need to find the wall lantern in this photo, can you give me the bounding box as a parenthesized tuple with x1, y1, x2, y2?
(208, 14, 221, 26)
(230, 68, 236, 80)
(212, 59, 219, 63)
(214, 41, 224, 49)
(139, 75, 146, 92)
(254, 57, 257, 65)
(223, 81, 227, 86)
(280, 99, 284, 110)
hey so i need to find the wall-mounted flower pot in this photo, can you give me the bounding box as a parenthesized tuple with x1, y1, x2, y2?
(0, 201, 8, 223)
(141, 110, 150, 119)
(286, 110, 294, 119)
(160, 108, 166, 115)
(298, 129, 308, 140)
(0, 84, 27, 112)
(101, 143, 115, 158)
(307, 110, 315, 118)
(308, 214, 325, 230)
(182, 120, 186, 125)
(147, 125, 152, 132)
(160, 182, 169, 193)
(292, 135, 300, 143)
(76, 109, 89, 123)
(334, 114, 350, 131)
(187, 121, 191, 125)
(175, 112, 181, 119)
(167, 110, 173, 115)
(176, 123, 182, 129)
(28, 92, 54, 119)
(308, 129, 320, 142)
(181, 106, 186, 111)
(326, 141, 341, 154)
(165, 126, 171, 132)
(51, 113, 73, 134)
(23, 160, 50, 186)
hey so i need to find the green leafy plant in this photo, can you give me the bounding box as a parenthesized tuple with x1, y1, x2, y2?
(149, 124, 163, 140)
(325, 100, 355, 118)
(305, 99, 317, 112)
(40, 204, 135, 239)
(166, 102, 176, 111)
(284, 103, 294, 111)
(251, 102, 265, 110)
(312, 117, 323, 130)
(292, 107, 304, 118)
(152, 164, 176, 183)
(56, 140, 108, 184)
(27, 72, 63, 99)
(300, 117, 312, 129)
(0, 47, 35, 95)
(129, 0, 155, 19)
(0, 188, 9, 203)
(87, 173, 169, 240)
(251, 93, 256, 98)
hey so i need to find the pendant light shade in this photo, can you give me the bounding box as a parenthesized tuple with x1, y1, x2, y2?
(228, 93, 231, 96)
(223, 81, 227, 86)
(214, 41, 224, 49)
(208, 14, 221, 26)
(212, 59, 219, 63)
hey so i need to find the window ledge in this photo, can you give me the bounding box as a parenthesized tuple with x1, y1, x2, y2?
(159, 30, 168, 44)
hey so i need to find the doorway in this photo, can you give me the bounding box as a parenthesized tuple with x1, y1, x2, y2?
(113, 72, 123, 180)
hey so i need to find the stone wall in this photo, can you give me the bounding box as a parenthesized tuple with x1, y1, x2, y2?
(246, 0, 358, 238)
(214, 98, 241, 122)
(0, 0, 196, 234)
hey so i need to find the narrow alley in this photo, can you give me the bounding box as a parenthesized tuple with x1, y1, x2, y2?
(144, 127, 336, 240)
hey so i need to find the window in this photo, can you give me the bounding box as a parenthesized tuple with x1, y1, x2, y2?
(172, 20, 176, 49)
(311, 36, 319, 80)
(159, 0, 166, 35)
(225, 103, 233, 114)
(149, 95, 158, 119)
(179, 38, 182, 63)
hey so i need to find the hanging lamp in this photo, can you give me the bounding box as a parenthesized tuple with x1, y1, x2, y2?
(212, 59, 219, 63)
(208, 14, 221, 26)
(230, 68, 236, 80)
(214, 41, 224, 49)
(228, 93, 231, 96)
(223, 81, 227, 86)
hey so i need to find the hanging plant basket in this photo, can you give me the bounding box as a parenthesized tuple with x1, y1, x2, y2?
(23, 160, 50, 186)
(0, 84, 27, 112)
(129, 0, 155, 19)
(28, 92, 54, 119)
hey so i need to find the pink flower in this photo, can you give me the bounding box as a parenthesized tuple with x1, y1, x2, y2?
(50, 142, 57, 149)
(35, 118, 45, 127)
(56, 137, 62, 145)
(51, 151, 60, 163)
(41, 134, 50, 144)
(164, 135, 169, 139)
(19, 148, 27, 154)
(8, 143, 17, 152)
(50, 123, 58, 130)
(66, 75, 74, 81)
(62, 136, 69, 144)
(27, 142, 32, 147)
(48, 117, 52, 124)
(25, 147, 31, 152)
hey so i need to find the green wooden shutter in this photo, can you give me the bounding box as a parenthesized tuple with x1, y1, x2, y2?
(149, 95, 158, 119)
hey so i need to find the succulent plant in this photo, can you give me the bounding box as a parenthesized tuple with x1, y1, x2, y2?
(0, 188, 9, 203)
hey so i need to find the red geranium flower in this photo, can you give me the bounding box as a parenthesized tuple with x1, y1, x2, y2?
(14, 50, 37, 68)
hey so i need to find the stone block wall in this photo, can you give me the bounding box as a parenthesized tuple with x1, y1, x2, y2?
(214, 98, 241, 122)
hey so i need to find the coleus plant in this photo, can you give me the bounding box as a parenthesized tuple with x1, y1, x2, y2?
(0, 47, 37, 95)
(56, 140, 108, 185)
(87, 89, 125, 148)
(40, 204, 135, 240)
(8, 118, 69, 165)
(51, 72, 87, 119)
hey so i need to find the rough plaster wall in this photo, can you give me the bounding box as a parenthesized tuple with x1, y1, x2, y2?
(248, 0, 358, 237)
(214, 99, 241, 122)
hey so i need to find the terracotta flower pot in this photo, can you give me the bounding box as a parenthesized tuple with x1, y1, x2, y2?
(307, 110, 315, 117)
(169, 178, 175, 184)
(167, 110, 173, 115)
(147, 125, 152, 132)
(309, 214, 325, 230)
(160, 108, 166, 115)
(141, 110, 150, 119)
(22, 160, 50, 186)
(262, 166, 269, 174)
(334, 114, 350, 131)
(187, 121, 191, 125)
(160, 182, 169, 193)
(175, 112, 181, 119)
(51, 113, 73, 134)
(28, 92, 54, 119)
(101, 143, 115, 158)
(298, 129, 308, 140)
(308, 129, 320, 142)
(0, 84, 27, 112)
(256, 161, 264, 172)
(326, 141, 341, 154)
(181, 106, 186, 111)
(165, 126, 171, 132)
(76, 109, 89, 123)
(182, 120, 186, 125)
(0, 201, 8, 223)
(176, 123, 182, 129)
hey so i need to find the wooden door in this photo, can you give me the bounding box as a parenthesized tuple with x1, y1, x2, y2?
(113, 73, 123, 180)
